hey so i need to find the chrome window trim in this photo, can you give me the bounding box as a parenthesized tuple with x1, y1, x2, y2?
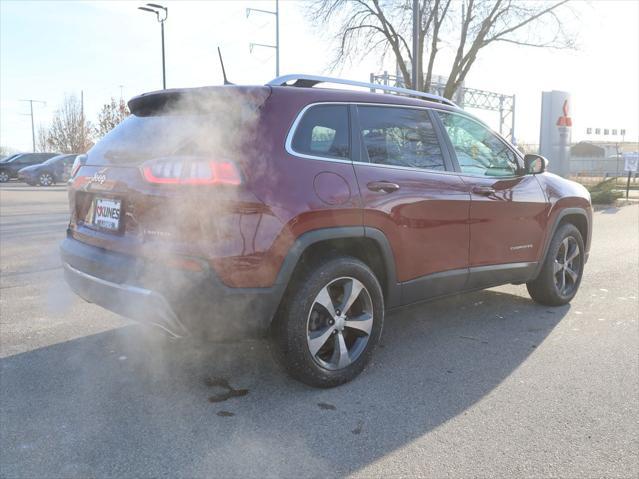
(351, 160, 460, 176)
(285, 101, 454, 172)
(285, 102, 353, 164)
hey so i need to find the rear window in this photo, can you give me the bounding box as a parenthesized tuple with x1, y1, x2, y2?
(89, 89, 265, 166)
(89, 115, 220, 164)
(290, 105, 350, 160)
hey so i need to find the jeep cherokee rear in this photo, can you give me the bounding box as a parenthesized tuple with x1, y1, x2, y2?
(61, 75, 592, 387)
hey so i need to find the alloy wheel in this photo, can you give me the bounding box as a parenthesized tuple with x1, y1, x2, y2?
(39, 173, 53, 186)
(554, 236, 581, 296)
(306, 276, 374, 371)
(0, 171, 8, 182)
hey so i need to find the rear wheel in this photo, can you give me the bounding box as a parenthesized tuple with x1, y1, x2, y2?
(527, 223, 585, 306)
(0, 171, 9, 182)
(271, 256, 384, 388)
(38, 173, 54, 186)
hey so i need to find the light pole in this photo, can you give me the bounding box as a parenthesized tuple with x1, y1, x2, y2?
(138, 3, 168, 89)
(246, 0, 279, 77)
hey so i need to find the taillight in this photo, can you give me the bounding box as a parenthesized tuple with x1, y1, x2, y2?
(71, 154, 87, 178)
(141, 159, 241, 185)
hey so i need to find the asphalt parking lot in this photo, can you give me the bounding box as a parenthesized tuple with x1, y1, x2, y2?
(1, 181, 637, 478)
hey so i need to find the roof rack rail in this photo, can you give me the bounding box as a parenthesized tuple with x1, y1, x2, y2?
(267, 74, 457, 107)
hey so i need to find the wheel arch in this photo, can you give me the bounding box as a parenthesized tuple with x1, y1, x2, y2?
(273, 227, 401, 310)
(532, 207, 591, 279)
(558, 213, 589, 251)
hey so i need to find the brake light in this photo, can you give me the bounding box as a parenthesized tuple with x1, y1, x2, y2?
(71, 154, 87, 178)
(142, 160, 241, 185)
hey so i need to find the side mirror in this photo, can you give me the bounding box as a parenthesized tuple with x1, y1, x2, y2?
(524, 154, 548, 174)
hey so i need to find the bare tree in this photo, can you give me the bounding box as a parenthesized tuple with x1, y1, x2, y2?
(36, 125, 49, 152)
(45, 95, 93, 153)
(308, 0, 575, 98)
(0, 146, 17, 158)
(95, 97, 130, 139)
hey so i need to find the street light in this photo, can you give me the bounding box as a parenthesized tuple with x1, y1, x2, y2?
(138, 3, 168, 89)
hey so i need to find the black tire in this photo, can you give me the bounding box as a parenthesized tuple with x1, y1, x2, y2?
(527, 223, 585, 306)
(271, 256, 384, 388)
(38, 173, 54, 186)
(0, 171, 9, 183)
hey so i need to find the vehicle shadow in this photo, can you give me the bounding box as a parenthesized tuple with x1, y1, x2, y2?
(0, 288, 568, 478)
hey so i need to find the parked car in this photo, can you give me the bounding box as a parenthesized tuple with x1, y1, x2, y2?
(0, 153, 24, 164)
(0, 152, 59, 182)
(18, 153, 78, 186)
(60, 75, 592, 387)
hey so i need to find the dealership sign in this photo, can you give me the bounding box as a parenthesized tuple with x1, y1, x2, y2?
(624, 153, 639, 172)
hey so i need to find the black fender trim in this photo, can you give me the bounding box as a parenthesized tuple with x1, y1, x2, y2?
(364, 227, 401, 308)
(532, 207, 591, 279)
(273, 226, 401, 309)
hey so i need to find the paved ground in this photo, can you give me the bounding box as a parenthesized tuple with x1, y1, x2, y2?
(1, 181, 637, 478)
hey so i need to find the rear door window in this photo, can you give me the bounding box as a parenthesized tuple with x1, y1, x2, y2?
(356, 105, 445, 171)
(290, 105, 350, 160)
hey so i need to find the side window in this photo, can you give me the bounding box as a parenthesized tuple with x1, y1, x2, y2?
(291, 105, 350, 160)
(357, 106, 445, 171)
(437, 111, 518, 177)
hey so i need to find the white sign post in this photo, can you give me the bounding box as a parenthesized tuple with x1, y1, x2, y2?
(623, 153, 638, 199)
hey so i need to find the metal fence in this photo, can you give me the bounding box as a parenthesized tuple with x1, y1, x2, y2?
(570, 156, 628, 177)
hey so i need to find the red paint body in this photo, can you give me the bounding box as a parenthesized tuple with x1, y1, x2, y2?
(62, 84, 592, 335)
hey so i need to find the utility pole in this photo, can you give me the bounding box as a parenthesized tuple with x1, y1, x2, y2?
(80, 90, 86, 152)
(276, 0, 279, 77)
(247, 0, 280, 77)
(412, 0, 421, 90)
(19, 99, 46, 152)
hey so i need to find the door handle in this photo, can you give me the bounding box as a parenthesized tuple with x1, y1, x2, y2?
(472, 186, 496, 196)
(367, 181, 400, 193)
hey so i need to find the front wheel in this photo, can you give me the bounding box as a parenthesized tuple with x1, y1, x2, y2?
(527, 223, 585, 306)
(271, 256, 384, 388)
(0, 171, 9, 183)
(38, 173, 54, 186)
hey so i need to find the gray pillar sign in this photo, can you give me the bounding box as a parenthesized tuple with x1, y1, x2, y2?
(539, 91, 572, 177)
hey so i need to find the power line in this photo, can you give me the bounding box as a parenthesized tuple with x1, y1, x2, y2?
(246, 0, 279, 77)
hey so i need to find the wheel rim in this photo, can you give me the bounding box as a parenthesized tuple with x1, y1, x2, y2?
(306, 276, 374, 371)
(0, 172, 8, 182)
(554, 236, 581, 296)
(40, 174, 52, 186)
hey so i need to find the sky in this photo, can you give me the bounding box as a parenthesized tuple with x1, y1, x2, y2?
(1, 0, 638, 152)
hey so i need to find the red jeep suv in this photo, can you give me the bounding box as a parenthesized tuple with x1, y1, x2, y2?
(61, 75, 592, 387)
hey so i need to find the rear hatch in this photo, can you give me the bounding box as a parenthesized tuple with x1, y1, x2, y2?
(68, 86, 271, 262)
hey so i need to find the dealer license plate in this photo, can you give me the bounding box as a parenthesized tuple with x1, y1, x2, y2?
(92, 197, 121, 231)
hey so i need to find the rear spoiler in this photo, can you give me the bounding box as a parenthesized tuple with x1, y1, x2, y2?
(128, 85, 271, 116)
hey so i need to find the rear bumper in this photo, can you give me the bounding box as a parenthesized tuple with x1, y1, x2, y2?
(64, 262, 189, 337)
(60, 236, 284, 339)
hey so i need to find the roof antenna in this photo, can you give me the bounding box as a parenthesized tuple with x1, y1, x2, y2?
(217, 47, 233, 85)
